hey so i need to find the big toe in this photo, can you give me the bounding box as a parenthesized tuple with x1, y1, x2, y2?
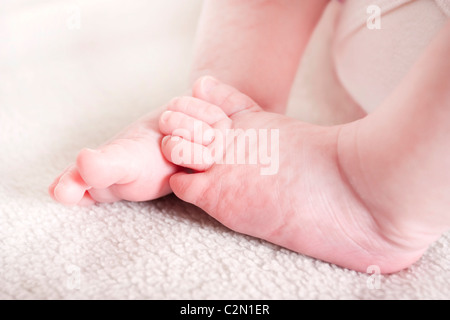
(192, 76, 262, 117)
(76, 143, 141, 189)
(169, 171, 238, 232)
(169, 172, 213, 209)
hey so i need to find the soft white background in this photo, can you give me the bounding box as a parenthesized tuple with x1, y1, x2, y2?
(0, 0, 448, 299)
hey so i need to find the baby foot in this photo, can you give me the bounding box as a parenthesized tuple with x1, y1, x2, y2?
(49, 111, 178, 205)
(159, 76, 432, 273)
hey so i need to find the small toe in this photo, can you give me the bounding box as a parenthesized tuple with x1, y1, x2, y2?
(159, 110, 216, 145)
(48, 177, 60, 201)
(166, 96, 230, 125)
(48, 164, 74, 201)
(161, 135, 214, 172)
(53, 166, 90, 205)
(192, 76, 262, 117)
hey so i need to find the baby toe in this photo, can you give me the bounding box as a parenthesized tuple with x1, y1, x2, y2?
(167, 96, 230, 125)
(159, 110, 215, 145)
(53, 166, 90, 205)
(161, 135, 214, 172)
(192, 76, 262, 116)
(48, 176, 61, 201)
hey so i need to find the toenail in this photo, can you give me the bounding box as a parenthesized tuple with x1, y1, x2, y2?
(171, 136, 181, 142)
(161, 135, 171, 145)
(201, 76, 219, 94)
(161, 111, 172, 123)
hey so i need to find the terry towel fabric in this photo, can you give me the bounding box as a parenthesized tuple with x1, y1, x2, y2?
(0, 0, 449, 299)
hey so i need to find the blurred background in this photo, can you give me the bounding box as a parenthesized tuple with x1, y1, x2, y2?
(0, 0, 202, 153)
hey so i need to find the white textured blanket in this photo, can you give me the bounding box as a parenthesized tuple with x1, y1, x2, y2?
(0, 0, 448, 299)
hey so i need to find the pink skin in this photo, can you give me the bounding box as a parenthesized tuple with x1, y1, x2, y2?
(189, 0, 329, 113)
(160, 21, 450, 273)
(48, 111, 177, 205)
(49, 0, 450, 273)
(49, 0, 329, 205)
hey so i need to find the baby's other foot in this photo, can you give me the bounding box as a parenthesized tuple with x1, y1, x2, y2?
(159, 76, 435, 273)
(49, 111, 178, 205)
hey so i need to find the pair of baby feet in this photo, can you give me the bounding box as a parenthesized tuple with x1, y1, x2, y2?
(49, 76, 432, 273)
